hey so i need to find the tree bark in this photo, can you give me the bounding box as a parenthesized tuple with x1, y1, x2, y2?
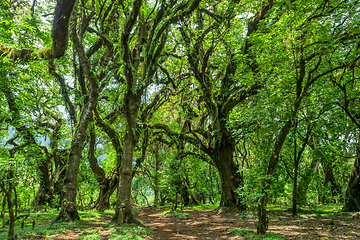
(56, 2, 99, 221)
(93, 173, 119, 210)
(88, 122, 120, 210)
(258, 118, 294, 234)
(57, 92, 98, 221)
(113, 130, 139, 224)
(213, 133, 245, 209)
(112, 81, 142, 223)
(93, 110, 123, 210)
(110, 0, 201, 224)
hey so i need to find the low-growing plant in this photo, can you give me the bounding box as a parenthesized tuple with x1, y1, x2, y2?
(238, 212, 254, 219)
(228, 228, 284, 239)
(108, 226, 154, 240)
(165, 210, 190, 218)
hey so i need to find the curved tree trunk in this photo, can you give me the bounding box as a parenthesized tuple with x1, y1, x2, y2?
(56, 2, 99, 221)
(57, 98, 98, 221)
(0, 0, 76, 61)
(88, 122, 121, 210)
(112, 71, 142, 223)
(93, 110, 123, 210)
(88, 123, 109, 210)
(93, 173, 119, 210)
(57, 110, 93, 221)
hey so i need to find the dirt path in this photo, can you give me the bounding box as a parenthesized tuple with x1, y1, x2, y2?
(136, 207, 243, 240)
(136, 207, 360, 240)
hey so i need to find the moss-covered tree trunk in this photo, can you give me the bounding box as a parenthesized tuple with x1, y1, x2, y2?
(0, 0, 76, 61)
(56, 2, 99, 221)
(214, 138, 244, 209)
(112, 129, 139, 223)
(88, 122, 120, 210)
(93, 110, 123, 210)
(57, 90, 98, 221)
(93, 175, 119, 210)
(57, 104, 96, 221)
(209, 111, 245, 209)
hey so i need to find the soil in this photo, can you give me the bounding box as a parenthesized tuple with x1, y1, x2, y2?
(136, 206, 242, 240)
(135, 206, 360, 240)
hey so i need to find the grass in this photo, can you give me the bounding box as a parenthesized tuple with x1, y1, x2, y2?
(184, 204, 218, 211)
(166, 211, 190, 218)
(266, 205, 288, 211)
(266, 204, 347, 219)
(158, 208, 190, 218)
(158, 203, 218, 211)
(238, 211, 254, 220)
(157, 204, 218, 218)
(229, 227, 285, 240)
(107, 225, 153, 240)
(0, 221, 79, 239)
(0, 208, 152, 240)
(158, 208, 172, 215)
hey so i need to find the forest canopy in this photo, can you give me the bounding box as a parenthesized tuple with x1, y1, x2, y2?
(1, 0, 360, 239)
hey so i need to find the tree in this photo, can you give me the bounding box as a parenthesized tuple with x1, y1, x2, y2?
(253, 0, 360, 233)
(111, 0, 202, 224)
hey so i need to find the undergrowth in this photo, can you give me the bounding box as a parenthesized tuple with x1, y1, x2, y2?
(229, 228, 284, 240)
(0, 209, 152, 240)
(158, 208, 190, 218)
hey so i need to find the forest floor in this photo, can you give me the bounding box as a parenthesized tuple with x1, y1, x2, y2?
(0, 204, 359, 239)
